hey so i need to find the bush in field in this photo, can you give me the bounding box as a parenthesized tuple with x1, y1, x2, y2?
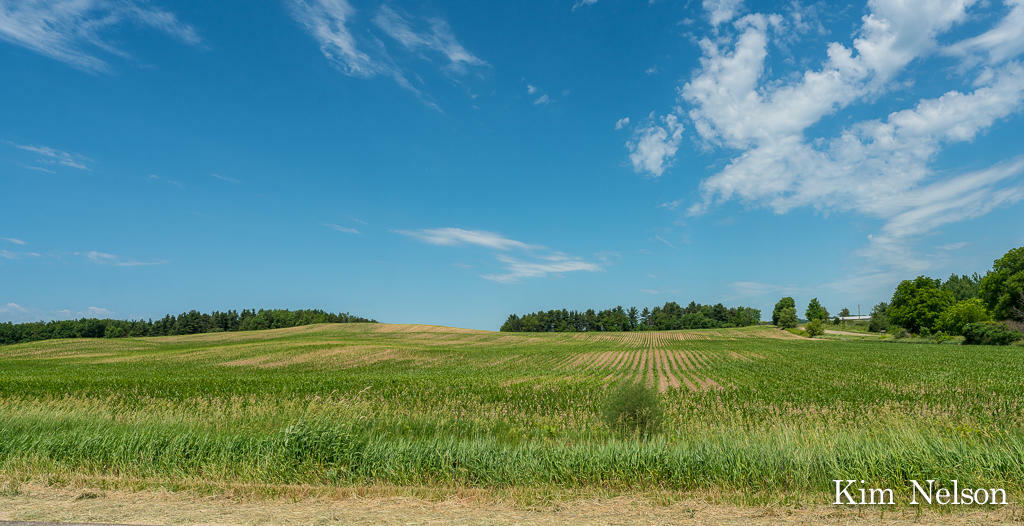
(772, 297, 796, 326)
(962, 321, 1023, 346)
(888, 276, 955, 334)
(980, 246, 1024, 321)
(805, 298, 829, 321)
(937, 298, 991, 336)
(776, 306, 798, 329)
(602, 382, 662, 438)
(891, 326, 908, 339)
(805, 318, 825, 337)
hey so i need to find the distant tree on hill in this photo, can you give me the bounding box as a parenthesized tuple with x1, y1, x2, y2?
(805, 298, 829, 321)
(839, 307, 851, 318)
(772, 297, 795, 326)
(500, 301, 761, 332)
(0, 309, 376, 346)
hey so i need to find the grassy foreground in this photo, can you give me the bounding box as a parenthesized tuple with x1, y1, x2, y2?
(1, 323, 1023, 503)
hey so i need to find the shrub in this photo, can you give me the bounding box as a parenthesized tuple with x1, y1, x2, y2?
(932, 331, 952, 344)
(891, 327, 908, 339)
(602, 382, 663, 438)
(937, 298, 991, 336)
(962, 321, 1023, 346)
(805, 318, 825, 337)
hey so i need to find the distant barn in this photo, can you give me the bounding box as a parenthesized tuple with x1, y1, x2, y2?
(838, 315, 871, 321)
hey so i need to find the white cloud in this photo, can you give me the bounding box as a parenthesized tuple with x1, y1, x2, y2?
(210, 173, 240, 184)
(21, 165, 55, 174)
(703, 0, 744, 26)
(398, 226, 601, 282)
(372, 6, 486, 75)
(645, 66, 658, 75)
(324, 223, 360, 234)
(627, 114, 683, 177)
(0, 0, 200, 73)
(634, 0, 1024, 280)
(572, 0, 599, 11)
(2, 237, 26, 245)
(288, 0, 484, 106)
(653, 234, 676, 249)
(84, 250, 167, 267)
(8, 142, 90, 170)
(0, 250, 16, 260)
(481, 254, 601, 283)
(534, 94, 551, 105)
(945, 0, 1024, 66)
(527, 84, 539, 95)
(84, 306, 113, 317)
(396, 228, 539, 250)
(614, 117, 630, 130)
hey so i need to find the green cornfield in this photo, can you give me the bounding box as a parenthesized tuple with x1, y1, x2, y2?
(1, 323, 1022, 501)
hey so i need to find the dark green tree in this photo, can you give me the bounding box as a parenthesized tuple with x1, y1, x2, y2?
(888, 276, 956, 334)
(772, 297, 796, 326)
(942, 273, 983, 301)
(979, 246, 1024, 321)
(805, 298, 829, 321)
(777, 306, 798, 329)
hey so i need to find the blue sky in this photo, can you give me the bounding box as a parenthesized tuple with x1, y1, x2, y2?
(2, 0, 1023, 329)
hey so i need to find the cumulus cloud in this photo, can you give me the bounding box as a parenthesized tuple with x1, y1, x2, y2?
(614, 117, 630, 130)
(703, 0, 744, 26)
(0, 0, 200, 73)
(627, 114, 683, 177)
(638, 0, 1024, 281)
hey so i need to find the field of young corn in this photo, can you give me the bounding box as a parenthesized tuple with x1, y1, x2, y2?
(1, 323, 1022, 500)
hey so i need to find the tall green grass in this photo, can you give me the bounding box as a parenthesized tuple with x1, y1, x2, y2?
(1, 324, 1022, 498)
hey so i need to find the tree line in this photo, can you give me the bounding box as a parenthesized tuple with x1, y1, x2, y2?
(771, 245, 1024, 345)
(500, 302, 761, 332)
(0, 308, 377, 346)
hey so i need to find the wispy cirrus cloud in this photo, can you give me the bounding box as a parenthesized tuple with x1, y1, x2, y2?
(397, 227, 601, 282)
(287, 0, 485, 108)
(7, 142, 90, 170)
(481, 254, 601, 283)
(396, 227, 539, 251)
(2, 237, 26, 246)
(83, 250, 167, 267)
(324, 223, 360, 234)
(210, 173, 241, 184)
(0, 0, 200, 73)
